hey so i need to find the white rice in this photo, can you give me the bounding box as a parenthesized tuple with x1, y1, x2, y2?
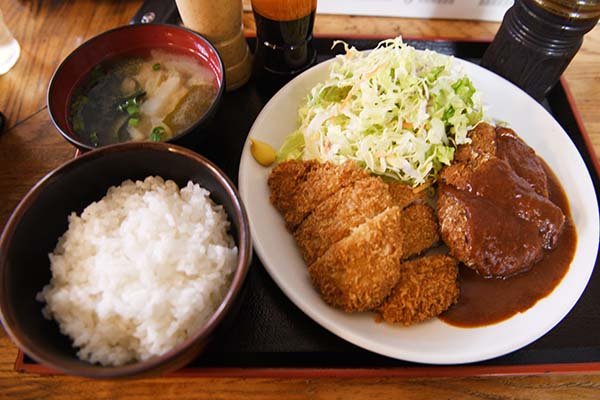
(37, 176, 238, 366)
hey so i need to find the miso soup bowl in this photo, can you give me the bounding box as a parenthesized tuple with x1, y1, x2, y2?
(0, 142, 251, 378)
(48, 24, 225, 151)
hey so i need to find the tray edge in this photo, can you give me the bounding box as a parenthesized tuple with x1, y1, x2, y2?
(17, 36, 600, 379)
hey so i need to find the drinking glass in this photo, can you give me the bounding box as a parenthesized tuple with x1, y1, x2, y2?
(0, 9, 20, 75)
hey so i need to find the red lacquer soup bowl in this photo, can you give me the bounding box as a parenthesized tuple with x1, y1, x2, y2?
(48, 24, 225, 151)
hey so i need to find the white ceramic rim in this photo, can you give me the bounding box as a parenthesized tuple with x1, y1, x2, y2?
(238, 52, 599, 364)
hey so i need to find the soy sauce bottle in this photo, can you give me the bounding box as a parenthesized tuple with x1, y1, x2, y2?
(251, 0, 318, 97)
(480, 0, 600, 101)
(251, 0, 317, 76)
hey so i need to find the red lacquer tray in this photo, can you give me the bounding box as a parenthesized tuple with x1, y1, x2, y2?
(15, 35, 600, 377)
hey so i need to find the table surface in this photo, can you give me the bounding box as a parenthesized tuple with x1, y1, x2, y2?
(1, 0, 599, 398)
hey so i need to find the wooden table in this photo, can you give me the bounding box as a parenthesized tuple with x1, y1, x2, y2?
(1, 0, 599, 398)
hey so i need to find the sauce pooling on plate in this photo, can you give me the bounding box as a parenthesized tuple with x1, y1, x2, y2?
(69, 49, 217, 147)
(440, 165, 577, 327)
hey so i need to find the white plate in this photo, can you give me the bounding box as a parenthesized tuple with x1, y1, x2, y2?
(238, 53, 599, 364)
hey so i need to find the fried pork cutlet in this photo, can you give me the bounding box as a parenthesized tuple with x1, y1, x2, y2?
(453, 122, 497, 165)
(443, 122, 549, 197)
(268, 160, 369, 230)
(377, 254, 459, 325)
(268, 159, 442, 314)
(438, 183, 545, 277)
(437, 123, 564, 278)
(308, 204, 440, 312)
(294, 177, 392, 265)
(294, 176, 433, 265)
(386, 181, 430, 209)
(399, 203, 440, 259)
(308, 207, 405, 312)
(294, 178, 431, 265)
(438, 122, 497, 191)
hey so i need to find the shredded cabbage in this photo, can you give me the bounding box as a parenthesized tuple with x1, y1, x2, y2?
(277, 37, 484, 186)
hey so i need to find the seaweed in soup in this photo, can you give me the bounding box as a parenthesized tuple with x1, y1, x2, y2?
(69, 50, 217, 147)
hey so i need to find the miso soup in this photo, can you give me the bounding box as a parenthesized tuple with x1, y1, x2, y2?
(69, 50, 218, 147)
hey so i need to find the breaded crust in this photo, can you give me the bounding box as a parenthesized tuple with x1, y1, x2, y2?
(454, 122, 497, 165)
(386, 181, 430, 209)
(377, 254, 459, 325)
(399, 204, 440, 260)
(294, 177, 392, 264)
(439, 162, 474, 191)
(268, 160, 369, 230)
(268, 160, 317, 229)
(441, 122, 497, 190)
(308, 207, 404, 312)
(295, 179, 432, 265)
(436, 185, 471, 266)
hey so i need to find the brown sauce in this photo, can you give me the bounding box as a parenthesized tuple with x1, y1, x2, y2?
(496, 127, 549, 198)
(440, 164, 577, 327)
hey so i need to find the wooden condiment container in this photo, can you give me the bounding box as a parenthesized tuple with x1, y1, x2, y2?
(175, 0, 252, 91)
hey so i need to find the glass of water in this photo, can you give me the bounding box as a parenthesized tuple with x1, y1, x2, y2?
(0, 9, 20, 75)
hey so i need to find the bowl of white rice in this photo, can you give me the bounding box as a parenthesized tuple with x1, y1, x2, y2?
(0, 142, 252, 378)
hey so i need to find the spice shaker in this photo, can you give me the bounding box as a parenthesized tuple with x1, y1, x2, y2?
(175, 0, 252, 91)
(480, 0, 600, 101)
